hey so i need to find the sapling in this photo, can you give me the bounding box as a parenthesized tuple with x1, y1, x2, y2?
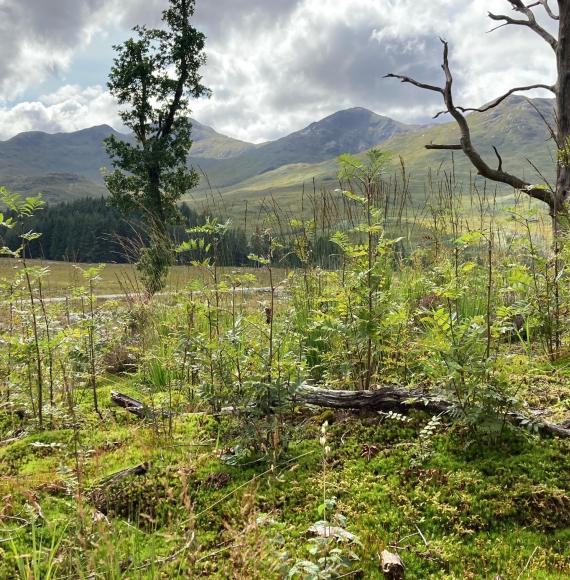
(0, 189, 46, 426)
(74, 264, 106, 416)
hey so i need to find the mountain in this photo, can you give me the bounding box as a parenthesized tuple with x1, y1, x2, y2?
(186, 97, 556, 215)
(190, 107, 419, 190)
(381, 96, 555, 185)
(0, 120, 255, 202)
(188, 120, 255, 159)
(0, 107, 417, 204)
(0, 98, 557, 214)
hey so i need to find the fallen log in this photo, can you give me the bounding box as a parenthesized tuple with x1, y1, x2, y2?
(380, 549, 405, 579)
(97, 462, 152, 487)
(296, 384, 449, 414)
(111, 391, 148, 418)
(295, 384, 570, 439)
(109, 386, 570, 439)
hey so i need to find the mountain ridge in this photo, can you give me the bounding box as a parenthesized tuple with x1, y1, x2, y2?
(0, 97, 556, 212)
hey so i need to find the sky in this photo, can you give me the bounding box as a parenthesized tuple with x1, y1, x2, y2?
(0, 0, 558, 143)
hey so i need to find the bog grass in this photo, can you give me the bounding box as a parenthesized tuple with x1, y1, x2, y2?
(0, 258, 287, 297)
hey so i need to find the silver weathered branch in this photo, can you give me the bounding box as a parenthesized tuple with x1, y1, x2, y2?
(526, 0, 559, 20)
(382, 73, 443, 94)
(425, 143, 462, 150)
(488, 0, 557, 50)
(385, 38, 555, 210)
(457, 84, 555, 114)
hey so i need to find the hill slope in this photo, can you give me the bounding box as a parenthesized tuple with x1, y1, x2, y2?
(189, 96, 556, 214)
(191, 107, 420, 189)
(0, 97, 556, 212)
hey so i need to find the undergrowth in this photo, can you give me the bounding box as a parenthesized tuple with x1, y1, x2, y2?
(1, 163, 570, 578)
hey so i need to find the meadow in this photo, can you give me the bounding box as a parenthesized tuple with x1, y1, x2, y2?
(0, 259, 286, 297)
(1, 166, 570, 579)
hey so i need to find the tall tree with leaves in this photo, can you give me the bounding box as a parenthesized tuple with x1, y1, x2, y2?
(104, 0, 209, 294)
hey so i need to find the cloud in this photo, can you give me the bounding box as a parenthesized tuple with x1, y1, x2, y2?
(189, 0, 557, 141)
(0, 0, 115, 100)
(0, 0, 559, 142)
(0, 86, 122, 139)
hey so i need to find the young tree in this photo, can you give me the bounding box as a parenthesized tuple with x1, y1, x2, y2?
(386, 0, 568, 233)
(104, 0, 210, 294)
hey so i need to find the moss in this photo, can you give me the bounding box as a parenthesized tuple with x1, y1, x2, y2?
(2, 402, 569, 578)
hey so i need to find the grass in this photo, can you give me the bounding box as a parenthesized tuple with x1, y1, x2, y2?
(0, 387, 568, 578)
(2, 161, 570, 578)
(186, 97, 557, 222)
(0, 258, 287, 297)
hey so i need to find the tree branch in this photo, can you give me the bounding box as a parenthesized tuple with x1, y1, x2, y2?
(457, 84, 555, 113)
(385, 39, 556, 211)
(488, 0, 558, 50)
(382, 73, 443, 94)
(526, 0, 559, 20)
(425, 143, 462, 150)
(493, 146, 504, 172)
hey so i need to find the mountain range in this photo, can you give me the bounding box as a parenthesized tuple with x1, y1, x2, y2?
(0, 96, 556, 216)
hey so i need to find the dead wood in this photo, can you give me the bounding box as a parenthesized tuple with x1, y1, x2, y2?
(111, 391, 148, 418)
(295, 384, 570, 439)
(109, 386, 570, 439)
(380, 549, 405, 579)
(96, 462, 152, 488)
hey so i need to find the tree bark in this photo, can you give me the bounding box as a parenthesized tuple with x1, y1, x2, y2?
(110, 388, 570, 438)
(295, 384, 570, 439)
(554, 1, 570, 231)
(111, 391, 148, 418)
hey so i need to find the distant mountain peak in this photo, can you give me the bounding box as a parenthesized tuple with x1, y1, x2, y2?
(0, 97, 555, 208)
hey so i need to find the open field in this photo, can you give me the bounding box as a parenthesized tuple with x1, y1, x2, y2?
(0, 259, 288, 297)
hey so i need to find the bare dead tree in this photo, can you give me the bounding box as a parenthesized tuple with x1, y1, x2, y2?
(385, 0, 569, 233)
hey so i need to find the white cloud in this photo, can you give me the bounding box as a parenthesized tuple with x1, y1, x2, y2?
(0, 85, 123, 139)
(190, 0, 557, 141)
(0, 0, 114, 101)
(0, 0, 559, 142)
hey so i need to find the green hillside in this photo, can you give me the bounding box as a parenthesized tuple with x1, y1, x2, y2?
(190, 107, 420, 189)
(0, 119, 255, 201)
(186, 119, 255, 159)
(188, 96, 556, 218)
(0, 97, 556, 219)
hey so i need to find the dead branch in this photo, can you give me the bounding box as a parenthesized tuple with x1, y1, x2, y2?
(527, 0, 560, 20)
(111, 390, 148, 418)
(493, 146, 504, 172)
(382, 74, 443, 94)
(385, 39, 556, 212)
(425, 143, 462, 150)
(527, 0, 559, 20)
(96, 462, 152, 488)
(457, 84, 555, 114)
(380, 550, 405, 579)
(488, 0, 557, 50)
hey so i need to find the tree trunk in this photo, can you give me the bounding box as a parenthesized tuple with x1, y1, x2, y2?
(555, 2, 570, 231)
(148, 164, 167, 234)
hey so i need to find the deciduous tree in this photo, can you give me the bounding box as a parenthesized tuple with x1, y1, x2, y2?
(105, 0, 209, 294)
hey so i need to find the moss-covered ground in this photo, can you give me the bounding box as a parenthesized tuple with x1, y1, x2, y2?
(1, 381, 569, 579)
